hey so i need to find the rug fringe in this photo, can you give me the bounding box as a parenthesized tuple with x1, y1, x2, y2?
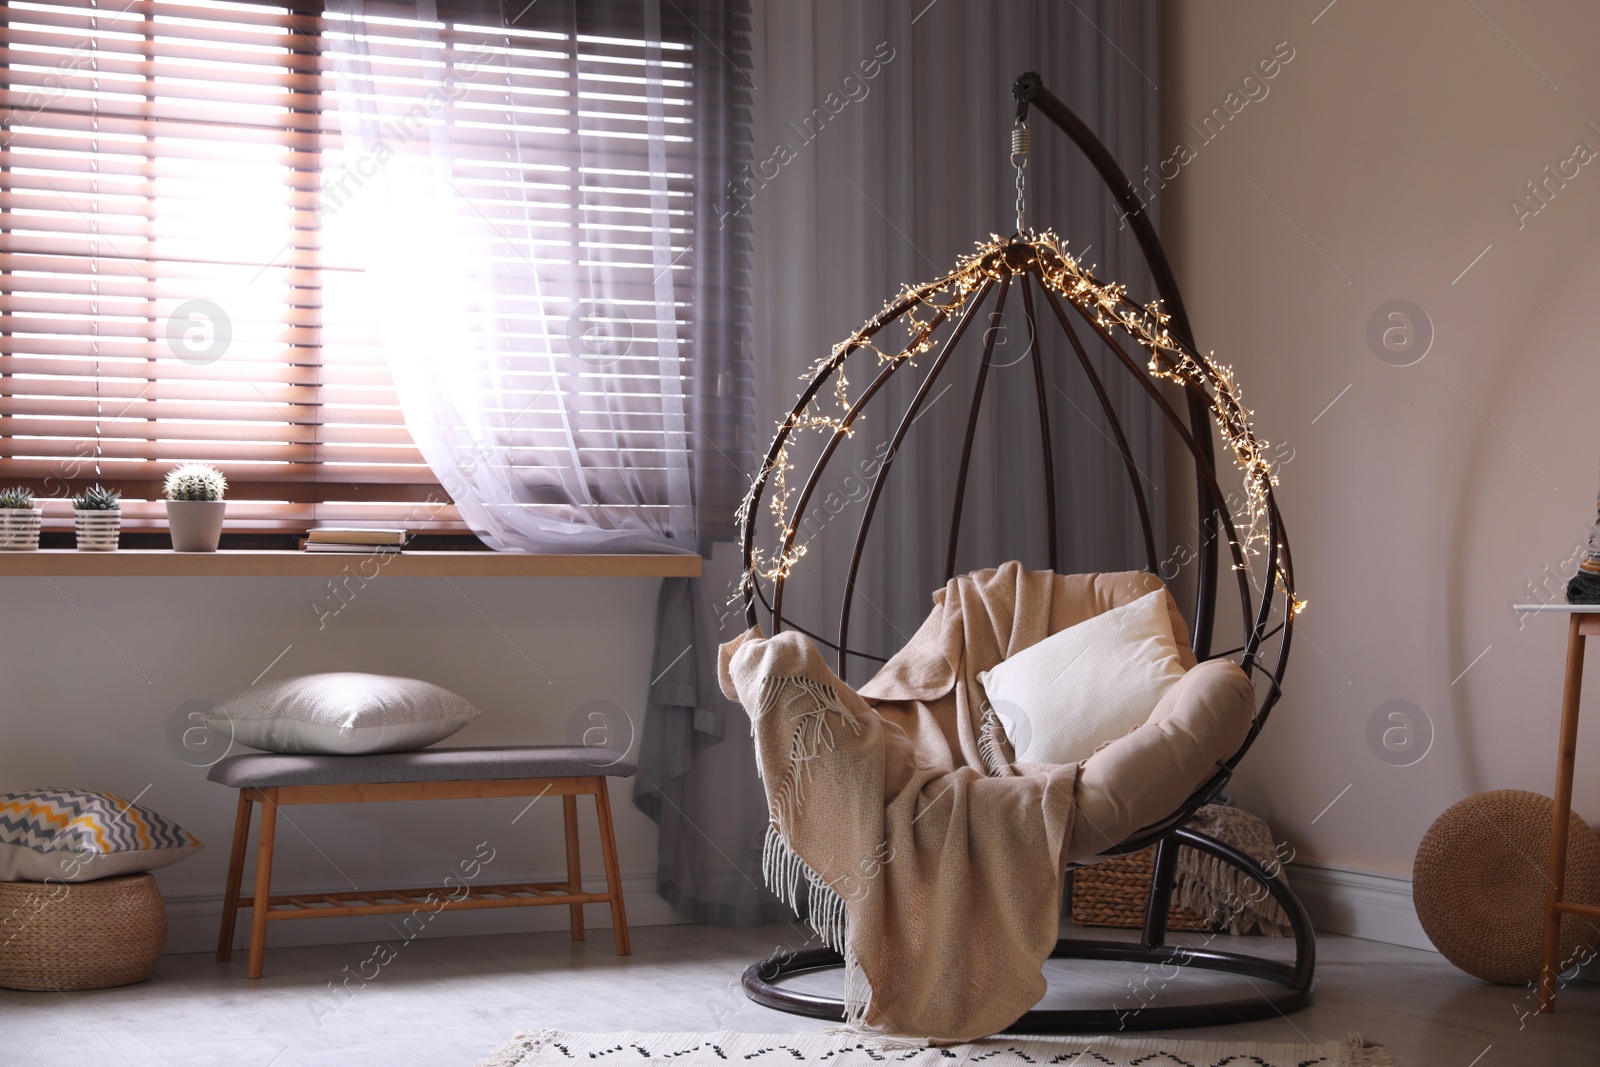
(1329, 1031, 1399, 1066)
(481, 1030, 1397, 1066)
(476, 1028, 558, 1067)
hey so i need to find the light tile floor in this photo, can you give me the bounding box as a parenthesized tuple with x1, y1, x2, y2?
(0, 922, 1595, 1066)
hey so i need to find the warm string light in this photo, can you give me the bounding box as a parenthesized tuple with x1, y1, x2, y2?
(736, 231, 1298, 613)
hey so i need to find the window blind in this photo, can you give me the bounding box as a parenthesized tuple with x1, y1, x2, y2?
(0, 0, 739, 535)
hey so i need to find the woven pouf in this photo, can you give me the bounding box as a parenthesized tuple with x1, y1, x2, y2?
(0, 873, 167, 991)
(1413, 790, 1600, 984)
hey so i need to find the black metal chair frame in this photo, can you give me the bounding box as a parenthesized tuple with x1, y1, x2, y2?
(734, 73, 1310, 1033)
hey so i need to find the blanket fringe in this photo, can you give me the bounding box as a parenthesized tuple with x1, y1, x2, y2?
(977, 704, 1014, 776)
(755, 675, 875, 1030)
(762, 825, 851, 953)
(1172, 849, 1292, 936)
(820, 1024, 925, 1050)
(762, 824, 873, 1029)
(759, 675, 862, 834)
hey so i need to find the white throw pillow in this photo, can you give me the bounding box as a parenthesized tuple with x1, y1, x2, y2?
(978, 588, 1187, 765)
(210, 672, 482, 755)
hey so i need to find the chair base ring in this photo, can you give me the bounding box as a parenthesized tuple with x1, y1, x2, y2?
(742, 939, 1311, 1033)
(741, 828, 1316, 1034)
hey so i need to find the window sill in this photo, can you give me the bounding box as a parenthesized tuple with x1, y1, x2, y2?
(0, 550, 702, 579)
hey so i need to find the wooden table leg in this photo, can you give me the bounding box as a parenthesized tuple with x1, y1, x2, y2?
(216, 791, 253, 962)
(247, 787, 278, 980)
(593, 777, 630, 956)
(1539, 614, 1587, 1012)
(563, 793, 585, 940)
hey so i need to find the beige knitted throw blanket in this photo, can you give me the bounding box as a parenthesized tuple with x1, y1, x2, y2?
(718, 563, 1078, 1042)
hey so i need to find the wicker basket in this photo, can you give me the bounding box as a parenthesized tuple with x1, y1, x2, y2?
(0, 873, 167, 991)
(1071, 846, 1212, 931)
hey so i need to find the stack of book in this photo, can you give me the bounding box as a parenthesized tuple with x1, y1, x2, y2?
(302, 527, 410, 554)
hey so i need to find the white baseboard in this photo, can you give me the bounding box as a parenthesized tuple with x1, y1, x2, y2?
(1291, 861, 1432, 952)
(162, 861, 686, 957)
(1290, 860, 1599, 984)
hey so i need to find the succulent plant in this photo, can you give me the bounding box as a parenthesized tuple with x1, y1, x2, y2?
(163, 463, 227, 501)
(71, 484, 122, 511)
(0, 486, 36, 510)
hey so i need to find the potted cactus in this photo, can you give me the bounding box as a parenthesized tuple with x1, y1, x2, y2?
(72, 485, 122, 551)
(162, 463, 227, 552)
(0, 486, 43, 551)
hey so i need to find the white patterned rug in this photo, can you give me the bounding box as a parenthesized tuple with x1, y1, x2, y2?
(480, 1030, 1396, 1067)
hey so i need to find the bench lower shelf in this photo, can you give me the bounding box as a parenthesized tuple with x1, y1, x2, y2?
(258, 881, 617, 921)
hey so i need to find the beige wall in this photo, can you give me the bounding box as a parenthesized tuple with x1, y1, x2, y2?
(1162, 0, 1600, 876)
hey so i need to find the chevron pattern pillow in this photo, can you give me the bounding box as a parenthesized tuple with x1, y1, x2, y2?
(0, 789, 203, 883)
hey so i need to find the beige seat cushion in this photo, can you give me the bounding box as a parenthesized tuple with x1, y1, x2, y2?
(1040, 570, 1253, 860)
(1066, 657, 1255, 860)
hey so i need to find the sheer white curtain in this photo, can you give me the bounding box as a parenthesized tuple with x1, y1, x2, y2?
(322, 0, 700, 553)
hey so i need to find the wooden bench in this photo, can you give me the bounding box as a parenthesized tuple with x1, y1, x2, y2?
(207, 746, 634, 978)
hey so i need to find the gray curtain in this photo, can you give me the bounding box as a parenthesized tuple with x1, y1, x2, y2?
(635, 0, 1163, 922)
(629, 1, 776, 924)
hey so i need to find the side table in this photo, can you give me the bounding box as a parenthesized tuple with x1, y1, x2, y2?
(1515, 603, 1600, 1011)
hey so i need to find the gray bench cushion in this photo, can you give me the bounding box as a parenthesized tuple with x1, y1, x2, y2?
(207, 745, 636, 788)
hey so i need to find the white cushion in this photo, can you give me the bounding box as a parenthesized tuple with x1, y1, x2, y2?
(0, 789, 202, 882)
(978, 588, 1187, 765)
(211, 672, 481, 755)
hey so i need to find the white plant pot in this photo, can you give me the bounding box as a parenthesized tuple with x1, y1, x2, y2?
(165, 499, 226, 552)
(74, 509, 121, 551)
(0, 508, 43, 551)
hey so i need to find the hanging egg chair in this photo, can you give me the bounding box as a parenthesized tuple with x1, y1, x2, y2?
(734, 73, 1309, 1032)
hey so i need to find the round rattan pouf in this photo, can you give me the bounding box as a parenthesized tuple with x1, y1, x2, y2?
(1413, 790, 1600, 984)
(0, 873, 167, 991)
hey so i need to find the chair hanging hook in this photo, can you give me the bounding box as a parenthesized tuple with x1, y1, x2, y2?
(1010, 119, 1031, 234)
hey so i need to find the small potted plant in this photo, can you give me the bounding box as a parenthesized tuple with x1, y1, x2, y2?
(72, 485, 122, 551)
(162, 463, 227, 552)
(0, 486, 43, 551)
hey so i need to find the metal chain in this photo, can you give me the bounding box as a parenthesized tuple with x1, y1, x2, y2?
(1010, 120, 1030, 234)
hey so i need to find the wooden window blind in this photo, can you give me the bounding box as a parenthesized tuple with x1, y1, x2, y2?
(0, 0, 728, 535)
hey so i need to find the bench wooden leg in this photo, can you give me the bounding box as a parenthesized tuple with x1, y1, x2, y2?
(247, 787, 278, 980)
(592, 777, 630, 956)
(216, 791, 253, 962)
(563, 793, 585, 941)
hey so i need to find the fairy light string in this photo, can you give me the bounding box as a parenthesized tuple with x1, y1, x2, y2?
(737, 231, 1301, 615)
